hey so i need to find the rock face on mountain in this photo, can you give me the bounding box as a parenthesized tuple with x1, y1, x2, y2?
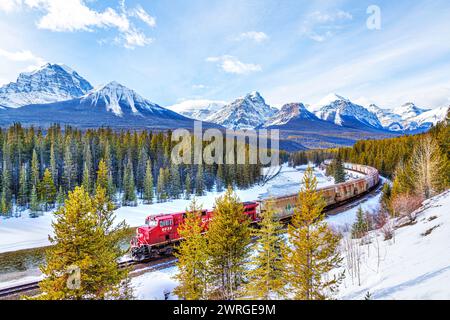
(167, 100, 227, 120)
(264, 102, 317, 127)
(365, 104, 404, 131)
(313, 94, 383, 130)
(0, 63, 93, 108)
(205, 91, 277, 130)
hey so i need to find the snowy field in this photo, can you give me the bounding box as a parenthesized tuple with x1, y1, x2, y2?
(0, 164, 334, 254)
(131, 189, 450, 300)
(337, 190, 450, 300)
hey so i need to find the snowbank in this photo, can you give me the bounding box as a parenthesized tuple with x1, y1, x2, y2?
(338, 190, 450, 300)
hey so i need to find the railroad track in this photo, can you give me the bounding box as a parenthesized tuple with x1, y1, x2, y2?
(0, 256, 177, 299)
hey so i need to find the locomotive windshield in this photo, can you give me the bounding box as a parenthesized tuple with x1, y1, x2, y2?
(145, 217, 158, 227)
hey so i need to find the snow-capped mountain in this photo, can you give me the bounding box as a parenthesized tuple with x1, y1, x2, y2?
(313, 94, 383, 130)
(0, 63, 92, 108)
(264, 102, 317, 127)
(205, 91, 278, 130)
(403, 105, 449, 131)
(81, 81, 178, 118)
(363, 102, 446, 132)
(0, 81, 207, 130)
(365, 104, 404, 131)
(391, 102, 430, 121)
(167, 99, 227, 121)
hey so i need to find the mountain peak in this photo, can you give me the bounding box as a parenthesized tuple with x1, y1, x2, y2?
(205, 91, 277, 130)
(0, 63, 93, 108)
(264, 102, 317, 127)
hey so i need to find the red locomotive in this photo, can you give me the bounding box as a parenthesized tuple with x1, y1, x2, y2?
(131, 202, 259, 261)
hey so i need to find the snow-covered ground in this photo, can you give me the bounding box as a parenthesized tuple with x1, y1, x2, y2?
(131, 189, 450, 300)
(337, 190, 450, 300)
(0, 164, 333, 254)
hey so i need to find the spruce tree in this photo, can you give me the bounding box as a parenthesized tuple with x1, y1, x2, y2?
(157, 167, 167, 202)
(351, 207, 368, 239)
(184, 172, 192, 200)
(30, 185, 41, 218)
(206, 187, 251, 299)
(31, 149, 40, 188)
(195, 164, 205, 196)
(82, 162, 91, 195)
(174, 198, 209, 300)
(333, 155, 346, 183)
(122, 158, 137, 206)
(170, 163, 182, 199)
(34, 186, 131, 300)
(56, 186, 65, 208)
(38, 168, 57, 210)
(143, 160, 154, 204)
(245, 200, 286, 299)
(284, 166, 343, 300)
(63, 143, 75, 192)
(18, 163, 29, 208)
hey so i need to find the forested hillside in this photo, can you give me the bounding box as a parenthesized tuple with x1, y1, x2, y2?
(0, 124, 264, 216)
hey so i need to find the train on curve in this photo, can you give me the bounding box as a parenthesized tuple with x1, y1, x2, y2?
(130, 162, 380, 261)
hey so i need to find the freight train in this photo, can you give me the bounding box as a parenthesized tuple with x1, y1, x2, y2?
(130, 162, 379, 261)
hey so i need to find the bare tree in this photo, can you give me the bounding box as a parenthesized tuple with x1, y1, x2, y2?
(391, 193, 424, 225)
(410, 136, 444, 199)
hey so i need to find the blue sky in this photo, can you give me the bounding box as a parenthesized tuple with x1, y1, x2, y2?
(0, 0, 449, 109)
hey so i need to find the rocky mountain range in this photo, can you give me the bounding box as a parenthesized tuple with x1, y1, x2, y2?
(0, 63, 447, 149)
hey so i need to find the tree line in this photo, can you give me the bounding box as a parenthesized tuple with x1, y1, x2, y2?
(0, 123, 264, 216)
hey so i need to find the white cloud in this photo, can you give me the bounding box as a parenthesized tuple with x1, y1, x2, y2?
(206, 55, 261, 75)
(0, 48, 45, 68)
(300, 9, 352, 42)
(131, 5, 156, 28)
(234, 31, 268, 43)
(0, 0, 22, 12)
(2, 0, 155, 49)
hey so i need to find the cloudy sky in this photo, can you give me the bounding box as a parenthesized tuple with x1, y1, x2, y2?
(0, 0, 449, 109)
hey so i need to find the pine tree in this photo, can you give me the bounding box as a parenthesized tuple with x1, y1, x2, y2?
(333, 155, 346, 183)
(185, 172, 192, 200)
(284, 166, 344, 300)
(245, 200, 286, 299)
(170, 163, 182, 199)
(38, 168, 57, 210)
(96, 159, 109, 191)
(216, 164, 224, 192)
(1, 152, 12, 215)
(143, 160, 154, 204)
(56, 186, 65, 208)
(50, 143, 58, 186)
(122, 158, 137, 206)
(30, 185, 41, 218)
(157, 167, 168, 202)
(195, 164, 205, 196)
(174, 198, 209, 300)
(82, 162, 91, 195)
(18, 163, 29, 208)
(351, 207, 368, 239)
(31, 149, 40, 188)
(34, 186, 131, 300)
(206, 187, 251, 299)
(63, 143, 75, 192)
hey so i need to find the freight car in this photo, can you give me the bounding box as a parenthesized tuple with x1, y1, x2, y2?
(130, 163, 379, 261)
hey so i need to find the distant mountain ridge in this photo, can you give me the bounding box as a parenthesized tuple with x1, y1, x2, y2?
(0, 63, 448, 150)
